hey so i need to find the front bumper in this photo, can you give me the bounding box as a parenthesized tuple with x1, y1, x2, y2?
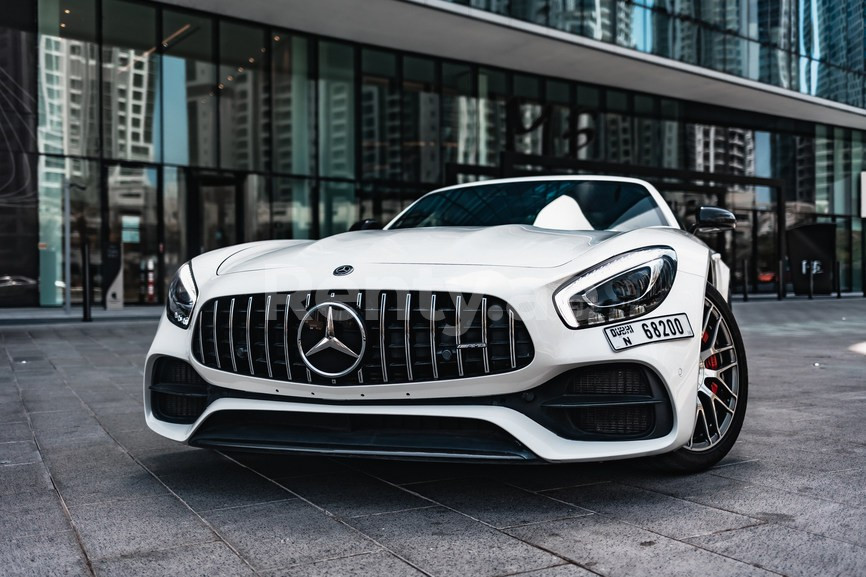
(145, 265, 705, 463)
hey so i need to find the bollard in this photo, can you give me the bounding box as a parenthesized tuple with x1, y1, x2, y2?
(777, 259, 785, 300)
(835, 261, 842, 298)
(808, 261, 814, 300)
(742, 259, 749, 302)
(82, 243, 92, 322)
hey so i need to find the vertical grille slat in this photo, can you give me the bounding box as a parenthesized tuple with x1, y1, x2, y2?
(404, 292, 413, 382)
(481, 297, 490, 374)
(193, 290, 533, 386)
(196, 309, 204, 363)
(508, 308, 517, 369)
(283, 293, 292, 381)
(379, 292, 388, 384)
(430, 293, 439, 380)
(245, 296, 254, 376)
(212, 300, 221, 369)
(264, 295, 273, 378)
(228, 298, 238, 373)
(455, 295, 464, 378)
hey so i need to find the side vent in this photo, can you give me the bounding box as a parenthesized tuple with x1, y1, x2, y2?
(150, 357, 209, 424)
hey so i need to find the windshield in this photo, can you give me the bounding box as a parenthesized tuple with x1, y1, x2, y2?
(388, 180, 669, 231)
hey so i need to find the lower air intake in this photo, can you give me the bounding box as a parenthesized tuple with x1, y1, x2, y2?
(572, 405, 655, 436)
(150, 357, 209, 424)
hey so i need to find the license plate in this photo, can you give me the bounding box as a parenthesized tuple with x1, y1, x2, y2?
(604, 313, 694, 351)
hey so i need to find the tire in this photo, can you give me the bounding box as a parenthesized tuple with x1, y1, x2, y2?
(654, 284, 748, 474)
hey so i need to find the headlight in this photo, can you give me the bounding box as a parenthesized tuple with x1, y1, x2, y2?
(554, 247, 677, 329)
(167, 262, 198, 329)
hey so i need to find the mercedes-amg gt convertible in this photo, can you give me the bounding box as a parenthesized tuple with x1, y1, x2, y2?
(146, 176, 747, 472)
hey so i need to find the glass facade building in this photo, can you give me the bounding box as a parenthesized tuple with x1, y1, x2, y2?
(0, 0, 864, 307)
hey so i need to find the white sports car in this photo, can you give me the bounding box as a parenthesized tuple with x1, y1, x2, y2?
(146, 176, 747, 473)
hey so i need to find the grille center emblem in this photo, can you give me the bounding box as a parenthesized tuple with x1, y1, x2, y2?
(297, 302, 366, 378)
(333, 265, 354, 276)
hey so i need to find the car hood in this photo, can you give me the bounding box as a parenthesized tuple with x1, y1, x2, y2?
(218, 225, 619, 274)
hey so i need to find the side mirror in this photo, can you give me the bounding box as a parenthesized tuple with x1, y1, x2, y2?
(690, 206, 736, 233)
(349, 218, 383, 231)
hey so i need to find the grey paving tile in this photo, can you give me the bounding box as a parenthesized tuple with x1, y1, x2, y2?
(506, 515, 776, 577)
(92, 540, 255, 577)
(348, 505, 560, 577)
(545, 482, 760, 539)
(0, 400, 26, 423)
(711, 455, 866, 507)
(514, 565, 598, 576)
(0, 440, 41, 466)
(346, 458, 487, 486)
(0, 530, 89, 577)
(22, 396, 87, 414)
(30, 411, 113, 449)
(0, 420, 32, 443)
(160, 462, 294, 513)
(491, 462, 640, 493)
(45, 444, 169, 506)
(228, 452, 352, 479)
(410, 477, 592, 528)
(264, 551, 426, 577)
(111, 427, 194, 455)
(628, 472, 866, 546)
(92, 411, 146, 436)
(0, 462, 54, 496)
(205, 499, 379, 571)
(0, 489, 72, 537)
(687, 523, 866, 577)
(138, 446, 232, 476)
(70, 493, 215, 560)
(279, 473, 428, 518)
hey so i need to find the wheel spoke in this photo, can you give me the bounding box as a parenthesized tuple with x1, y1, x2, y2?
(699, 404, 712, 444)
(717, 361, 738, 374)
(701, 304, 712, 335)
(708, 310, 722, 351)
(713, 376, 738, 400)
(715, 397, 736, 415)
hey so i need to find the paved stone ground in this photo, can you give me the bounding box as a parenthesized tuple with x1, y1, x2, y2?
(2, 297, 865, 577)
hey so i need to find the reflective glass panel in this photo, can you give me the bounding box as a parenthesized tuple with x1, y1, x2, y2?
(319, 42, 355, 179)
(219, 21, 270, 171)
(272, 34, 314, 176)
(402, 56, 440, 183)
(101, 0, 160, 163)
(442, 62, 477, 167)
(272, 177, 311, 239)
(361, 49, 401, 180)
(511, 0, 549, 25)
(244, 174, 270, 242)
(478, 68, 507, 166)
(320, 180, 356, 237)
(545, 80, 571, 158)
(162, 10, 217, 167)
(37, 154, 65, 306)
(38, 0, 99, 157)
(512, 74, 544, 156)
(105, 164, 159, 303)
(163, 165, 187, 295)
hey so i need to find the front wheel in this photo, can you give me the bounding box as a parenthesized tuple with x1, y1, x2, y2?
(655, 284, 748, 474)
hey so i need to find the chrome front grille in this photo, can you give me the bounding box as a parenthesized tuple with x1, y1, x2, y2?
(191, 290, 534, 386)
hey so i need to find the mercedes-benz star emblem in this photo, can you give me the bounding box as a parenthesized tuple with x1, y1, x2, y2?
(297, 302, 366, 378)
(333, 265, 354, 276)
